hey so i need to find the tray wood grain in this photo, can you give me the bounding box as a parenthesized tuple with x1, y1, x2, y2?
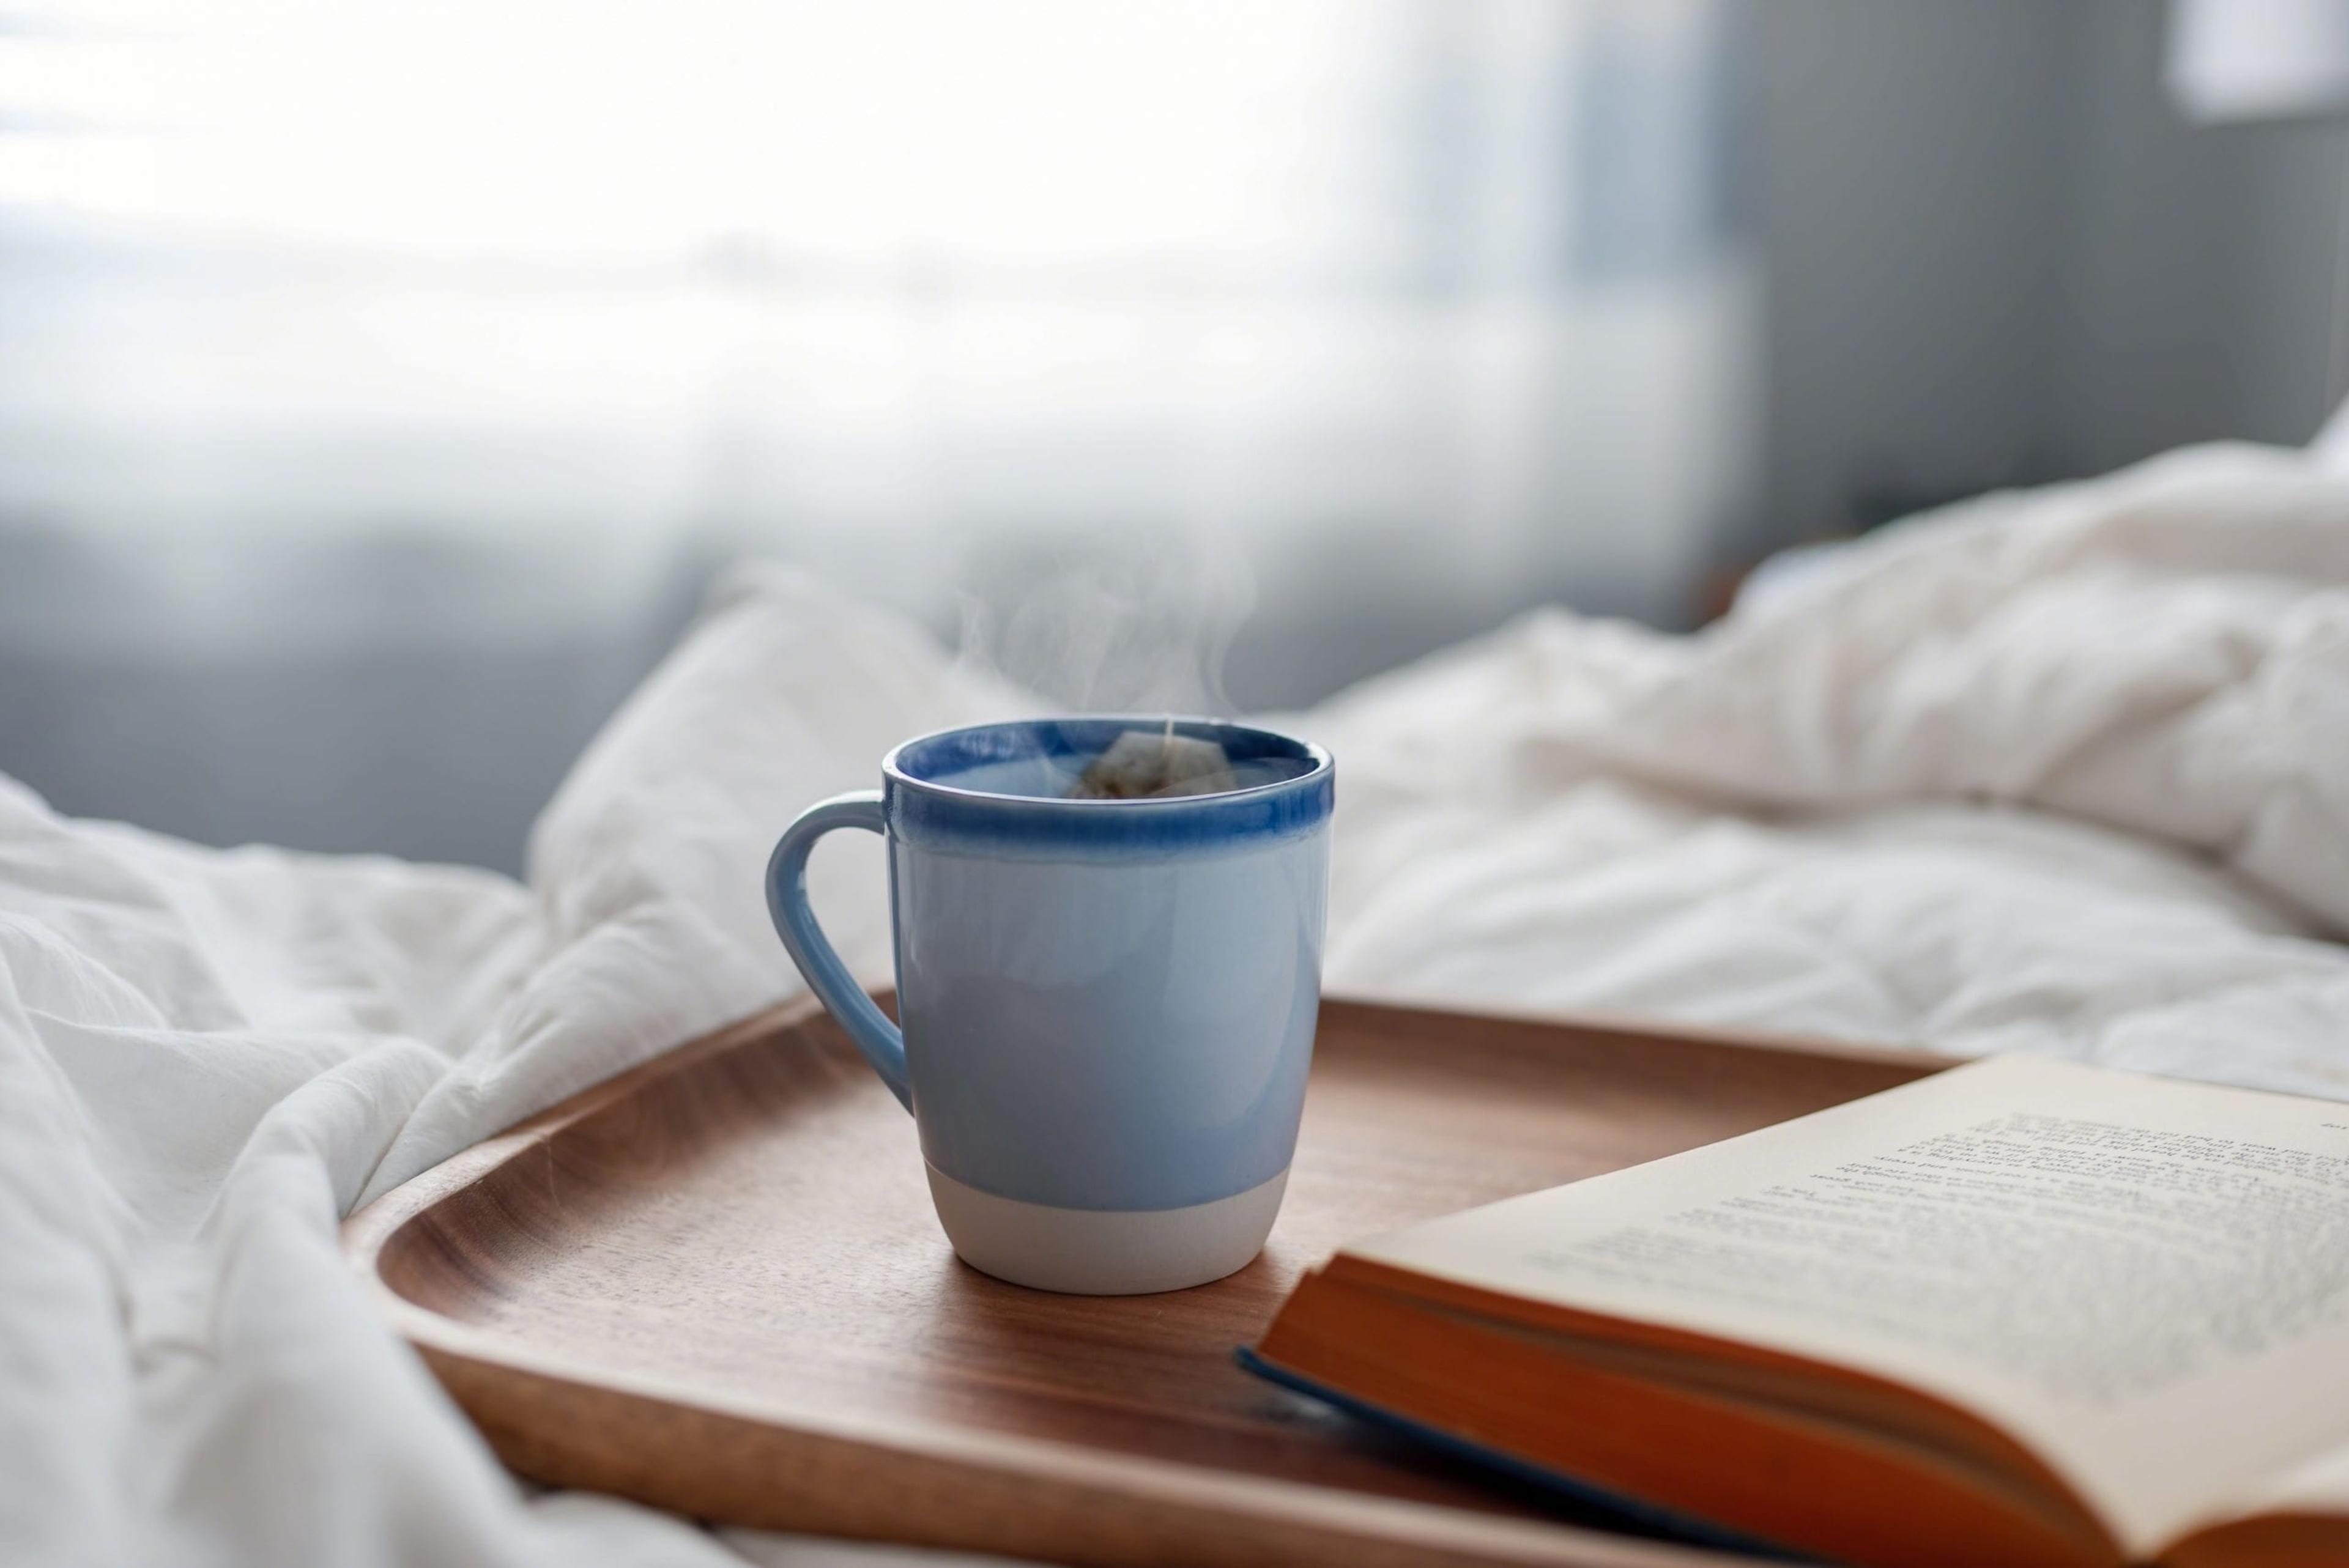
(344, 995, 1945, 1568)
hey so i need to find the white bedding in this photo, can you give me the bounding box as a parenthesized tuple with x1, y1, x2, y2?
(5, 441, 2348, 1567)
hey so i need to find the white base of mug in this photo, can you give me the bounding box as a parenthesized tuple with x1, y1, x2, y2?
(926, 1164, 1289, 1295)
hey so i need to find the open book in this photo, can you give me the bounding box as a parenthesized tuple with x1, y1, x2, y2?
(1245, 1056, 2349, 1568)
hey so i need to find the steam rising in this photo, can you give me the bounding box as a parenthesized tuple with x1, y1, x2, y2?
(954, 532, 1255, 717)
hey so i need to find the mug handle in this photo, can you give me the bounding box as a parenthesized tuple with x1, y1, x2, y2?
(765, 791, 911, 1112)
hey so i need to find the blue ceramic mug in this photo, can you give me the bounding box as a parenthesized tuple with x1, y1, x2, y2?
(766, 717, 1333, 1294)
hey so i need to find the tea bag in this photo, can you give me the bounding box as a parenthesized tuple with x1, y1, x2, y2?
(1069, 729, 1239, 799)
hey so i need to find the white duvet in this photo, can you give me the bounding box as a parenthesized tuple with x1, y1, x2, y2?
(5, 442, 2348, 1567)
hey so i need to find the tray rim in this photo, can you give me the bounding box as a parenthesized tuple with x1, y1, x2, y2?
(342, 993, 1953, 1567)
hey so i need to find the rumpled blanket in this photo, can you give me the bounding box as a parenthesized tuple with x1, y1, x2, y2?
(6, 442, 2347, 1567)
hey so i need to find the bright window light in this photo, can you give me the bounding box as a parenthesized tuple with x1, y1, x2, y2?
(0, 1, 1421, 275)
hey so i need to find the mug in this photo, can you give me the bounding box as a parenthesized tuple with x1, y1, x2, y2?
(766, 717, 1334, 1294)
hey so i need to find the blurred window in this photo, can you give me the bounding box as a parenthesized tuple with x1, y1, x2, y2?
(0, 0, 1754, 863)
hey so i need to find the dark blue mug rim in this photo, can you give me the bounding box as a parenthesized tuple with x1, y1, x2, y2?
(883, 715, 1331, 805)
(880, 716, 1334, 856)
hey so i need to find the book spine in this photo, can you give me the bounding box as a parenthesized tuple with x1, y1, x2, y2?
(1232, 1346, 1802, 1561)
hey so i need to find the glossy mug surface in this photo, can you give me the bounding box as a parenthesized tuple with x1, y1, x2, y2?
(766, 717, 1333, 1295)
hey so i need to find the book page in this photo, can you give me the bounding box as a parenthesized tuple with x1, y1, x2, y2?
(1348, 1056, 2349, 1556)
(2217, 1442, 2349, 1524)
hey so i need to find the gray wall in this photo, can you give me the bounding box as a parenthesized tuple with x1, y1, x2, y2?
(1753, 0, 2349, 552)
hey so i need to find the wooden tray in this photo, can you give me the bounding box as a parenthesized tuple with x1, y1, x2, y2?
(344, 995, 1942, 1568)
